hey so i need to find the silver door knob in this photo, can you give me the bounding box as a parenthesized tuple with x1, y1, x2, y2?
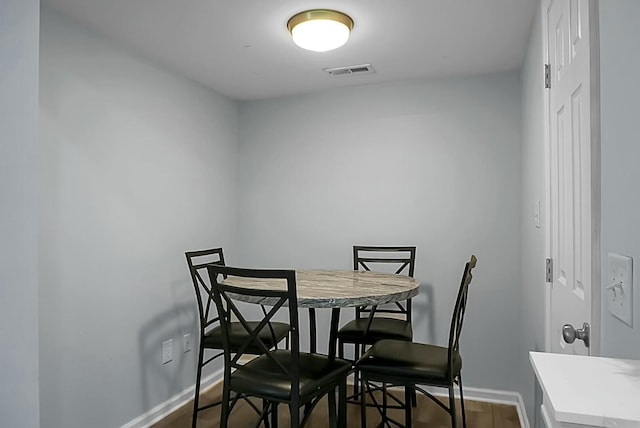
(562, 322, 590, 348)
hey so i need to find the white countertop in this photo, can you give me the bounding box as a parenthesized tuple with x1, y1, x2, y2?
(530, 351, 640, 427)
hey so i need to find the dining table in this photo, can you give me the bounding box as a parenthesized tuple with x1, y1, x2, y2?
(221, 269, 420, 357)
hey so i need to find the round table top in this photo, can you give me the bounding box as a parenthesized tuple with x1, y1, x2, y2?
(221, 269, 420, 308)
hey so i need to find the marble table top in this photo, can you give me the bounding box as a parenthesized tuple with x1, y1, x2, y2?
(221, 269, 420, 308)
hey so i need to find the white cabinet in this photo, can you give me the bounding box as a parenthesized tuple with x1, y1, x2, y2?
(530, 352, 640, 428)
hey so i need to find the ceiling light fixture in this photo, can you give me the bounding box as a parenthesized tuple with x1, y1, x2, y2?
(287, 9, 354, 52)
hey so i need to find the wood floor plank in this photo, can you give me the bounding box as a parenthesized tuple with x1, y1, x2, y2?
(492, 402, 521, 428)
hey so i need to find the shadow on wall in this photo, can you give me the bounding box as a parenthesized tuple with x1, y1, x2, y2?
(138, 296, 197, 411)
(413, 283, 436, 344)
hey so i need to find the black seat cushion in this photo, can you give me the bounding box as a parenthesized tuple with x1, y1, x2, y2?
(230, 350, 352, 400)
(203, 322, 290, 354)
(358, 339, 462, 383)
(337, 317, 413, 343)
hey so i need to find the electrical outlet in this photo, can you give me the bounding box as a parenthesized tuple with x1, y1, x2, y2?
(183, 333, 192, 353)
(162, 339, 173, 364)
(607, 253, 633, 327)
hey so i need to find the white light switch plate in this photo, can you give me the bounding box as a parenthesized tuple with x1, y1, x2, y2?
(607, 253, 633, 327)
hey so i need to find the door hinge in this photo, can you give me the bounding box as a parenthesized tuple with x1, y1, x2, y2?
(546, 258, 553, 282)
(544, 64, 551, 89)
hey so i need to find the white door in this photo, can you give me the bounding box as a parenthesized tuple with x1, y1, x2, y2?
(546, 0, 597, 355)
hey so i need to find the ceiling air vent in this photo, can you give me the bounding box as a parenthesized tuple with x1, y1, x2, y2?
(323, 64, 375, 76)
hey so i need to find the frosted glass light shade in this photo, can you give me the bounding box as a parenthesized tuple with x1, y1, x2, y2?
(287, 10, 353, 52)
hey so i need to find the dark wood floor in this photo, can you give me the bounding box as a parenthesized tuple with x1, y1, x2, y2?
(151, 384, 522, 428)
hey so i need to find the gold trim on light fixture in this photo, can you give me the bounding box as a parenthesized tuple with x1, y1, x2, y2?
(287, 9, 354, 52)
(287, 10, 354, 33)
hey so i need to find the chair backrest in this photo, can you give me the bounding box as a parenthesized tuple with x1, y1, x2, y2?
(447, 255, 477, 371)
(206, 265, 299, 393)
(185, 248, 226, 338)
(353, 246, 416, 277)
(353, 246, 416, 320)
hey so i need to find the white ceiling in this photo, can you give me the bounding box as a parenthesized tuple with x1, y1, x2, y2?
(42, 0, 538, 101)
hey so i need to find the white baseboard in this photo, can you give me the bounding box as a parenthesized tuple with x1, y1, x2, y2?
(120, 369, 223, 428)
(455, 386, 530, 428)
(123, 373, 530, 428)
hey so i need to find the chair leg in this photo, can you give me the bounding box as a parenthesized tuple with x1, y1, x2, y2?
(192, 345, 206, 428)
(262, 400, 271, 428)
(404, 385, 412, 428)
(382, 382, 388, 425)
(353, 343, 361, 396)
(448, 383, 457, 428)
(458, 375, 467, 428)
(338, 380, 347, 428)
(328, 385, 337, 427)
(289, 403, 299, 427)
(271, 403, 278, 428)
(220, 378, 231, 428)
(360, 377, 367, 428)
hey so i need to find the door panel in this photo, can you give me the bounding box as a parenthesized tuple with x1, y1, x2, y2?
(548, 0, 592, 355)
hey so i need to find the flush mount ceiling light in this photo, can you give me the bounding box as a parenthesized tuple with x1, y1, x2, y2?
(287, 9, 354, 52)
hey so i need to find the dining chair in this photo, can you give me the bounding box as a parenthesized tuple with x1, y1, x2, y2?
(185, 248, 290, 428)
(336, 246, 416, 401)
(206, 264, 351, 428)
(357, 255, 477, 428)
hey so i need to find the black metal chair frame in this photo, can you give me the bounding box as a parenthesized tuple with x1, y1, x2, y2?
(352, 246, 416, 327)
(358, 255, 477, 428)
(185, 249, 288, 428)
(207, 264, 350, 428)
(337, 246, 416, 403)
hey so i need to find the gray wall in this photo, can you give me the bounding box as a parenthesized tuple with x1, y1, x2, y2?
(32, 1, 640, 426)
(0, 0, 40, 426)
(519, 4, 546, 427)
(38, 9, 240, 428)
(236, 74, 523, 393)
(37, 5, 530, 427)
(599, 0, 640, 359)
